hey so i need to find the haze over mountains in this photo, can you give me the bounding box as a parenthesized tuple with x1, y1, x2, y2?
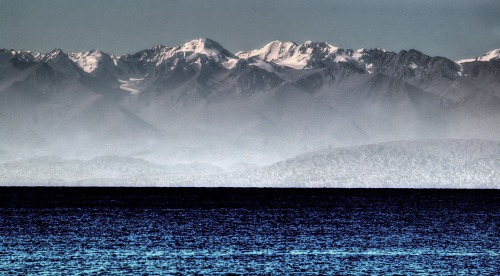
(0, 38, 499, 186)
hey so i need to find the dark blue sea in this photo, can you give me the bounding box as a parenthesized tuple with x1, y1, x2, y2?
(0, 188, 498, 274)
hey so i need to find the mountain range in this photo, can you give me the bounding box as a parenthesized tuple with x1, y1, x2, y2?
(1, 38, 499, 177)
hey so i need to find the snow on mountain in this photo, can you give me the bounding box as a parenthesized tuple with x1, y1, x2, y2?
(457, 49, 500, 63)
(236, 40, 359, 70)
(69, 49, 109, 73)
(236, 40, 299, 66)
(124, 38, 238, 69)
(175, 38, 239, 69)
(41, 49, 65, 62)
(0, 50, 43, 63)
(0, 39, 499, 185)
(41, 49, 83, 78)
(480, 49, 500, 61)
(118, 77, 143, 95)
(178, 38, 234, 57)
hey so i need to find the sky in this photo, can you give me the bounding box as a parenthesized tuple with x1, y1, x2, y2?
(1, 0, 499, 60)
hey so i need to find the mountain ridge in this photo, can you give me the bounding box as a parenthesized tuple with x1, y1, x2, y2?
(3, 38, 498, 66)
(3, 38, 499, 98)
(3, 38, 498, 102)
(0, 38, 499, 168)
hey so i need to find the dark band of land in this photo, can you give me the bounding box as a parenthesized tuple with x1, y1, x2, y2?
(1, 187, 498, 209)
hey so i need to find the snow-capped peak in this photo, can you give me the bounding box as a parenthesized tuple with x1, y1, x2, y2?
(237, 40, 349, 69)
(136, 38, 238, 67)
(301, 40, 338, 51)
(457, 49, 500, 63)
(42, 49, 65, 61)
(236, 40, 298, 60)
(177, 38, 234, 58)
(355, 48, 387, 54)
(69, 49, 109, 73)
(5, 50, 44, 61)
(151, 45, 167, 52)
(481, 49, 500, 61)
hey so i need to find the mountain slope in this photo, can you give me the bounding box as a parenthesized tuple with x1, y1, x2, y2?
(222, 139, 499, 188)
(1, 140, 497, 188)
(0, 39, 499, 167)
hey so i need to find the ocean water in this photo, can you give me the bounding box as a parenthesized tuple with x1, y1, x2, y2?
(0, 188, 498, 274)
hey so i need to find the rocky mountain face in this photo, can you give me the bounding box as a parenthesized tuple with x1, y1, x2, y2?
(0, 38, 499, 166)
